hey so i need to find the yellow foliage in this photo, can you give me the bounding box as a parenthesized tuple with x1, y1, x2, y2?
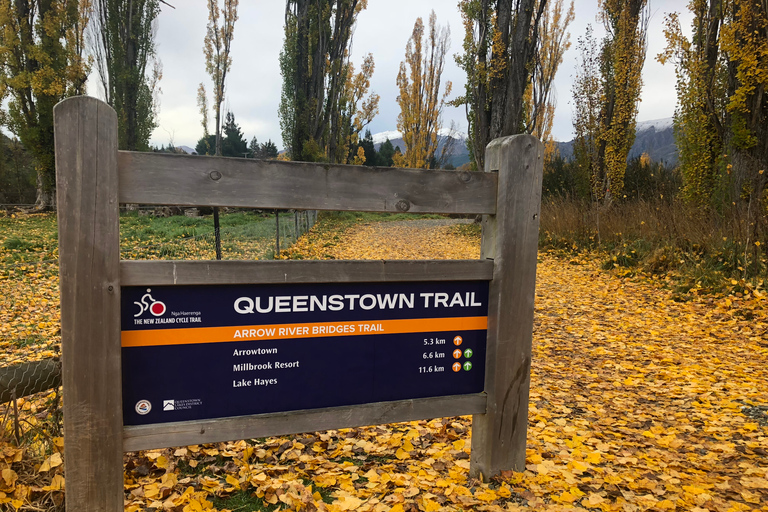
(396, 12, 452, 169)
(2, 214, 768, 511)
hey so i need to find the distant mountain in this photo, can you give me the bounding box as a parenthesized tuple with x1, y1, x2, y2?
(629, 118, 678, 165)
(556, 117, 678, 166)
(175, 145, 198, 155)
(372, 117, 678, 170)
(371, 129, 471, 169)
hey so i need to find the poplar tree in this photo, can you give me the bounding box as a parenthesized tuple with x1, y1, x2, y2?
(0, 0, 90, 209)
(661, 1, 767, 244)
(572, 0, 648, 206)
(527, 0, 574, 158)
(200, 0, 238, 157)
(328, 53, 379, 164)
(394, 11, 451, 169)
(572, 26, 603, 202)
(279, 0, 377, 163)
(92, 0, 162, 151)
(455, 0, 549, 171)
(659, 2, 727, 208)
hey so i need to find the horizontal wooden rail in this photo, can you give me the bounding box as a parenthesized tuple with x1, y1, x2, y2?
(120, 259, 494, 286)
(123, 393, 486, 452)
(117, 152, 497, 214)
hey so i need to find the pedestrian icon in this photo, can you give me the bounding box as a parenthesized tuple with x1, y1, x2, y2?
(463, 361, 473, 371)
(463, 348, 473, 359)
(453, 349, 462, 359)
(452, 362, 461, 372)
(453, 336, 463, 346)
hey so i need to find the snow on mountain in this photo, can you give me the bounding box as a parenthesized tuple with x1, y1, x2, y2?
(371, 128, 468, 145)
(636, 117, 674, 132)
(371, 130, 402, 145)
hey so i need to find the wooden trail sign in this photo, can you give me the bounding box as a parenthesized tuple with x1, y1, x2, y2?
(54, 96, 543, 511)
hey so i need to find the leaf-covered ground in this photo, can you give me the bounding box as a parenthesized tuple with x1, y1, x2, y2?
(0, 214, 767, 511)
(284, 218, 768, 512)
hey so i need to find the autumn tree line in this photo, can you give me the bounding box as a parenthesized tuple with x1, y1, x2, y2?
(0, 1, 766, 255)
(0, 0, 572, 208)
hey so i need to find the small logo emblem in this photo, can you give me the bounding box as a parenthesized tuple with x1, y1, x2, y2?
(135, 400, 152, 415)
(453, 336, 463, 346)
(134, 288, 167, 317)
(163, 400, 175, 411)
(452, 362, 462, 372)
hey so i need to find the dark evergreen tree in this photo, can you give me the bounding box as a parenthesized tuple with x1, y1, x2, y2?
(248, 137, 259, 157)
(359, 129, 377, 166)
(221, 111, 248, 157)
(260, 140, 279, 159)
(378, 139, 396, 167)
(196, 134, 216, 156)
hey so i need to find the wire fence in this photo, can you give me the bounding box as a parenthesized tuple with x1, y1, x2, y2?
(0, 208, 317, 448)
(119, 208, 317, 261)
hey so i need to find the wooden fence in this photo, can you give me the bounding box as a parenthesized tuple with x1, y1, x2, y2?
(54, 96, 543, 511)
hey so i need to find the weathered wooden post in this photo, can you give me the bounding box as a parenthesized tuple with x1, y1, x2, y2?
(54, 96, 124, 510)
(470, 134, 544, 479)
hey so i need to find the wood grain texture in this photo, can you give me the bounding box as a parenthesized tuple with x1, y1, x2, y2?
(117, 151, 497, 214)
(55, 96, 124, 511)
(470, 135, 543, 479)
(120, 260, 494, 286)
(124, 393, 486, 452)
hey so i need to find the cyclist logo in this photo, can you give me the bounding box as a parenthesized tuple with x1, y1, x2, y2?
(134, 288, 167, 317)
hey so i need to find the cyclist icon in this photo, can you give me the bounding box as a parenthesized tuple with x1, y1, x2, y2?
(134, 288, 167, 317)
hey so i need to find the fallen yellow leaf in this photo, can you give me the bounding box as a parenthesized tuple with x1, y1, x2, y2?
(38, 452, 62, 472)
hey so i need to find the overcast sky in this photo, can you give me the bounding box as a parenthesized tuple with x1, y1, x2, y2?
(143, 0, 694, 150)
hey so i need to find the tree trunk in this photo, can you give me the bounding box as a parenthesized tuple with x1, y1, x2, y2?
(34, 170, 55, 210)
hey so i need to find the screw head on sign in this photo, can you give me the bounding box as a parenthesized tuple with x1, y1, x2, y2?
(453, 336, 463, 346)
(452, 362, 461, 372)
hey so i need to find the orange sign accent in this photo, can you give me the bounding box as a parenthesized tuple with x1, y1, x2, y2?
(122, 316, 488, 348)
(453, 349, 462, 359)
(452, 362, 461, 372)
(453, 336, 463, 346)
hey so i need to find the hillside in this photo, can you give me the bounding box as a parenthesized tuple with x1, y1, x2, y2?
(556, 117, 678, 166)
(372, 117, 678, 170)
(372, 129, 471, 169)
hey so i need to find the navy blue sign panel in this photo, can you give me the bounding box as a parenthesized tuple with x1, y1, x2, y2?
(121, 281, 489, 426)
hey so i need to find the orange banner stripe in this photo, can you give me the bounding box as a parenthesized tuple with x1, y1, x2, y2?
(121, 316, 487, 348)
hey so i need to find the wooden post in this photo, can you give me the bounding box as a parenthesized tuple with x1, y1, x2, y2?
(470, 134, 543, 479)
(54, 96, 124, 511)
